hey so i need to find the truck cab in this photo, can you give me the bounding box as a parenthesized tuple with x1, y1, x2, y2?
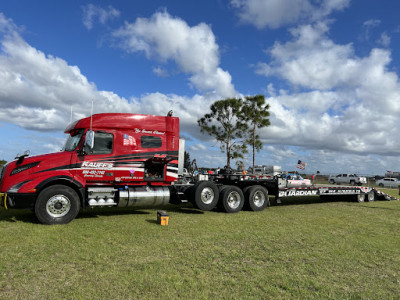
(0, 113, 180, 224)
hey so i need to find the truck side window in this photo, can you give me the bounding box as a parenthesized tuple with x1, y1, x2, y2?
(141, 136, 162, 148)
(91, 132, 113, 154)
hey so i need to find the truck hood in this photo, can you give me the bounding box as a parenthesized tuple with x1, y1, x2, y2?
(7, 151, 74, 178)
(1, 151, 75, 193)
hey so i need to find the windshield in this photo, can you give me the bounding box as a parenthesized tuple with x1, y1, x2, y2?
(62, 129, 83, 151)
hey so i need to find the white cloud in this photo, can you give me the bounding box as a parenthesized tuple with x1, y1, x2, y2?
(254, 21, 400, 159)
(0, 13, 133, 131)
(111, 10, 236, 97)
(231, 0, 349, 29)
(378, 32, 391, 47)
(362, 19, 380, 35)
(1, 9, 400, 175)
(257, 22, 399, 94)
(152, 66, 169, 77)
(0, 13, 224, 159)
(82, 4, 120, 30)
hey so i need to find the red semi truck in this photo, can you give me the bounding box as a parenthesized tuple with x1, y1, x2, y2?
(0, 113, 396, 225)
(0, 113, 275, 224)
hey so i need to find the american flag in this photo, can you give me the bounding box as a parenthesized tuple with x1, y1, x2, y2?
(296, 160, 306, 170)
(123, 134, 134, 146)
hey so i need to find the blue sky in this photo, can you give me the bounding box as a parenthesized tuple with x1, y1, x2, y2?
(1, 0, 400, 175)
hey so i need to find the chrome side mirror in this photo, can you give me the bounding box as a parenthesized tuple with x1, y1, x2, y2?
(85, 130, 95, 151)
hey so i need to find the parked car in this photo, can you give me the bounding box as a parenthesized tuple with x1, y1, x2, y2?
(328, 173, 367, 186)
(282, 173, 312, 188)
(375, 177, 400, 188)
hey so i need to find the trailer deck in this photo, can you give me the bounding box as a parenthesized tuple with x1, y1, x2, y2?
(211, 173, 398, 203)
(277, 185, 398, 202)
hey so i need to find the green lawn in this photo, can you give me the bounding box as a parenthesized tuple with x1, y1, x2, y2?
(1, 189, 399, 299)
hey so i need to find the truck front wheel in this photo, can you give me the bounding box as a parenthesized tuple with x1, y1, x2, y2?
(35, 185, 80, 225)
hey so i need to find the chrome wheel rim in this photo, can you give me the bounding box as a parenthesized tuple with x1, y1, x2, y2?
(368, 192, 375, 201)
(46, 194, 71, 217)
(200, 187, 214, 204)
(227, 191, 241, 209)
(253, 191, 265, 207)
(358, 194, 365, 202)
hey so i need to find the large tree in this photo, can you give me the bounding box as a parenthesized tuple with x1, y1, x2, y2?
(241, 95, 270, 173)
(197, 98, 248, 168)
(184, 151, 191, 170)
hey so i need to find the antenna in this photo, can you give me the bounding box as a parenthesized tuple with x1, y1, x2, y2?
(90, 99, 93, 130)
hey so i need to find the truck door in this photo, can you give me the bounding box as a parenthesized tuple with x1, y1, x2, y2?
(111, 131, 144, 184)
(73, 130, 116, 183)
(336, 174, 344, 184)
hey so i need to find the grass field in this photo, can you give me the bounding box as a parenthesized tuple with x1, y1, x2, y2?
(1, 189, 399, 299)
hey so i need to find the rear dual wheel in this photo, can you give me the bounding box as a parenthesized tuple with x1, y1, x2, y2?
(219, 186, 244, 213)
(356, 193, 365, 203)
(366, 191, 376, 202)
(191, 181, 219, 211)
(244, 185, 269, 211)
(219, 185, 269, 213)
(356, 191, 376, 203)
(192, 182, 268, 213)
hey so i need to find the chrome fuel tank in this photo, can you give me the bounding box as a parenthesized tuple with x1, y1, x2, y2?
(118, 186, 170, 207)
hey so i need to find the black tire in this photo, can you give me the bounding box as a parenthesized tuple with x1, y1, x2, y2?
(220, 186, 244, 213)
(35, 185, 80, 225)
(191, 181, 219, 211)
(219, 185, 230, 193)
(378, 183, 384, 187)
(355, 193, 365, 203)
(329, 179, 335, 184)
(366, 191, 376, 202)
(244, 185, 269, 211)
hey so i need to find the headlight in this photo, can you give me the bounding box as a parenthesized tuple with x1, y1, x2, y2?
(8, 180, 31, 193)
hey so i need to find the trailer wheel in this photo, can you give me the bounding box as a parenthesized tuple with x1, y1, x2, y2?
(35, 185, 80, 225)
(192, 181, 219, 211)
(220, 186, 244, 213)
(219, 185, 229, 193)
(366, 191, 376, 202)
(245, 185, 269, 211)
(355, 193, 365, 203)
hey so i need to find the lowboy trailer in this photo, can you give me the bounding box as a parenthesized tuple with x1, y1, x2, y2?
(207, 173, 398, 204)
(0, 113, 397, 225)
